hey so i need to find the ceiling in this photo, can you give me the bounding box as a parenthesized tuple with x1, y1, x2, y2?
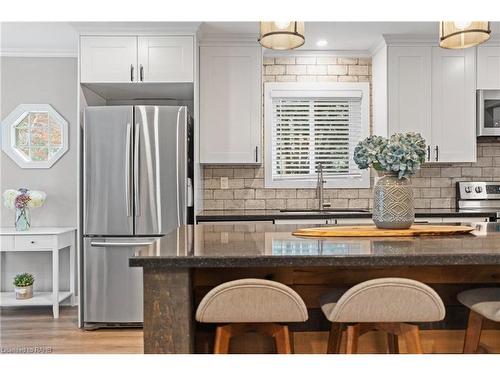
(1, 21, 499, 56)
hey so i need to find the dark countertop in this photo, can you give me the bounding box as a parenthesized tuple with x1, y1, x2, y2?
(130, 222, 500, 268)
(196, 209, 498, 222)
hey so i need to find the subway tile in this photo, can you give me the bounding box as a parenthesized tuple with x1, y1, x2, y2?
(255, 167, 264, 178)
(358, 189, 373, 198)
(338, 75, 358, 82)
(348, 65, 369, 75)
(327, 65, 348, 75)
(414, 198, 431, 209)
(307, 65, 328, 75)
(319, 75, 339, 82)
(461, 167, 482, 177)
(338, 189, 359, 199)
(296, 57, 316, 64)
(204, 190, 213, 199)
(234, 168, 255, 178)
(421, 168, 441, 177)
(234, 189, 255, 199)
(440, 187, 456, 197)
(204, 178, 220, 189)
(228, 179, 245, 189)
(430, 198, 453, 209)
(430, 177, 452, 188)
(329, 199, 349, 209)
(348, 199, 369, 209)
(440, 167, 462, 178)
(412, 178, 431, 187)
(357, 57, 372, 65)
(296, 189, 316, 198)
(475, 157, 493, 167)
(212, 168, 234, 177)
(263, 57, 275, 65)
(337, 57, 358, 65)
(421, 188, 441, 198)
(255, 189, 276, 199)
(204, 200, 224, 210)
(265, 65, 286, 75)
(482, 147, 500, 156)
(263, 75, 276, 82)
(274, 57, 295, 65)
(244, 178, 264, 188)
(276, 75, 297, 82)
(307, 199, 320, 209)
(286, 199, 308, 209)
(245, 200, 266, 209)
(265, 199, 287, 209)
(286, 65, 307, 75)
(213, 190, 234, 199)
(224, 200, 245, 210)
(275, 189, 297, 199)
(297, 75, 318, 82)
(316, 56, 337, 64)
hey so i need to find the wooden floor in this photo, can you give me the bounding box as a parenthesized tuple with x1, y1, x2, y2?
(1, 306, 499, 354)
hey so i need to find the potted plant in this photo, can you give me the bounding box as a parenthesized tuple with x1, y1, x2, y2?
(354, 133, 427, 229)
(14, 272, 35, 300)
(3, 188, 46, 231)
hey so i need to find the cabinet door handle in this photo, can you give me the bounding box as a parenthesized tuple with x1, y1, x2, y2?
(255, 146, 258, 162)
(130, 64, 134, 82)
(140, 65, 144, 82)
(427, 145, 431, 161)
(435, 145, 439, 162)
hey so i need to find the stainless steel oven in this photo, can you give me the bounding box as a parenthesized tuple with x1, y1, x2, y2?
(477, 90, 500, 136)
(456, 181, 500, 221)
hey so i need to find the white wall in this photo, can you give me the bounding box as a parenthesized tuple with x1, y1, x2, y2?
(0, 56, 78, 292)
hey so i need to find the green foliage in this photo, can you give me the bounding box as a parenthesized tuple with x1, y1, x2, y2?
(353, 133, 427, 179)
(13, 272, 35, 287)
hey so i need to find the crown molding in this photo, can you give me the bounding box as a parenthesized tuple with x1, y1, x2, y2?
(382, 33, 439, 46)
(369, 38, 387, 55)
(263, 49, 372, 58)
(0, 48, 77, 58)
(198, 33, 260, 46)
(72, 22, 201, 36)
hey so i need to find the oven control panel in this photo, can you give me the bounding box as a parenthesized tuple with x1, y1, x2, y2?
(457, 181, 500, 200)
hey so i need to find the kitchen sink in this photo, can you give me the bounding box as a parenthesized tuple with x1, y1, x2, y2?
(279, 209, 370, 213)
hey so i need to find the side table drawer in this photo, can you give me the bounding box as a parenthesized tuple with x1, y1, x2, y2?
(15, 235, 54, 249)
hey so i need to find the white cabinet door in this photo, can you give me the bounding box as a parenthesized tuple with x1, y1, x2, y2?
(200, 46, 262, 164)
(388, 47, 432, 143)
(138, 36, 194, 82)
(80, 36, 137, 83)
(477, 45, 500, 89)
(431, 47, 476, 163)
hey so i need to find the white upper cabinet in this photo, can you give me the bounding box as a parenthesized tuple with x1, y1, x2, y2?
(80, 36, 137, 83)
(377, 44, 476, 163)
(431, 47, 476, 162)
(138, 36, 194, 82)
(200, 46, 262, 164)
(477, 45, 500, 89)
(388, 47, 432, 141)
(80, 35, 194, 83)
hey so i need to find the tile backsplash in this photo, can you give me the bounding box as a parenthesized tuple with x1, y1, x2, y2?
(202, 54, 500, 211)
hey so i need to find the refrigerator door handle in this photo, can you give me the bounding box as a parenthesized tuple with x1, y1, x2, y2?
(125, 123, 132, 217)
(90, 240, 156, 247)
(134, 122, 141, 217)
(176, 108, 181, 227)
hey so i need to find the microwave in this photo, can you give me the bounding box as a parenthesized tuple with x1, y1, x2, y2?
(478, 90, 500, 136)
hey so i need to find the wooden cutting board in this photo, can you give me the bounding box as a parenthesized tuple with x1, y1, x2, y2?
(293, 225, 475, 237)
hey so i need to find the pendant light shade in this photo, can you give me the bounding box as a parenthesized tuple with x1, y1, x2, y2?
(259, 22, 305, 50)
(439, 21, 491, 49)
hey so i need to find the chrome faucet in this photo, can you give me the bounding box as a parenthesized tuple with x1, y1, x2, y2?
(316, 163, 331, 211)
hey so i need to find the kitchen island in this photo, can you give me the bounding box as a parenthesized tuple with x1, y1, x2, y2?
(130, 222, 500, 354)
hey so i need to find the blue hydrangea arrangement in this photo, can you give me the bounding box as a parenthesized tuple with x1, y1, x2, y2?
(353, 133, 427, 179)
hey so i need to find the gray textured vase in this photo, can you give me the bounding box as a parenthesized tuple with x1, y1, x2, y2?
(373, 172, 414, 229)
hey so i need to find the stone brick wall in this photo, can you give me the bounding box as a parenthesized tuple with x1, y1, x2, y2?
(202, 55, 500, 211)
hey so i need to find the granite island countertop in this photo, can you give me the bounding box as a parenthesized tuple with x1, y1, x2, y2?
(130, 222, 500, 268)
(196, 209, 498, 222)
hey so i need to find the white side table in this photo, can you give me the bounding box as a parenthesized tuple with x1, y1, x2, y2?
(0, 227, 76, 318)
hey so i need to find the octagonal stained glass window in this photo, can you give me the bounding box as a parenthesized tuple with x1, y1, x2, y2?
(2, 104, 68, 168)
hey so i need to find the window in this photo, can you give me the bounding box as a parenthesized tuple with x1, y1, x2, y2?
(1, 104, 69, 168)
(264, 82, 370, 188)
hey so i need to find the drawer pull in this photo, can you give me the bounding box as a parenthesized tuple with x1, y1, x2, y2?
(31, 241, 35, 244)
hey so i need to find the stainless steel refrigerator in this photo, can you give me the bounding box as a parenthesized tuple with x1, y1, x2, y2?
(82, 105, 193, 326)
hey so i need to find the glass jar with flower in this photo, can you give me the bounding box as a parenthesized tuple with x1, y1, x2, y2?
(3, 188, 46, 231)
(354, 133, 427, 229)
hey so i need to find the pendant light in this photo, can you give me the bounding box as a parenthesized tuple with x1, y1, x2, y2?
(439, 21, 491, 49)
(258, 22, 305, 50)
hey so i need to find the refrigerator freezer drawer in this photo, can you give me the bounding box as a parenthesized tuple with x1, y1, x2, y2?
(83, 237, 148, 324)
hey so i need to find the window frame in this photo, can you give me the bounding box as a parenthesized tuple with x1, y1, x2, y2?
(264, 82, 371, 189)
(1, 104, 69, 169)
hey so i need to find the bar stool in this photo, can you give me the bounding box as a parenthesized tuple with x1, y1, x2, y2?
(320, 278, 445, 354)
(457, 288, 500, 353)
(196, 278, 308, 354)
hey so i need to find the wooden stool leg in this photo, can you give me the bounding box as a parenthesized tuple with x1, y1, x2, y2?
(214, 324, 232, 354)
(401, 325, 423, 354)
(345, 324, 360, 354)
(463, 310, 484, 354)
(273, 325, 292, 354)
(387, 333, 399, 354)
(327, 323, 343, 354)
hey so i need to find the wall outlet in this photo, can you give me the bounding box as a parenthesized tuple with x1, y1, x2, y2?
(221, 177, 229, 189)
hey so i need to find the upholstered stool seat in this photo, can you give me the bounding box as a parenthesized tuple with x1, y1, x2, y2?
(457, 288, 500, 353)
(320, 278, 446, 354)
(196, 278, 308, 354)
